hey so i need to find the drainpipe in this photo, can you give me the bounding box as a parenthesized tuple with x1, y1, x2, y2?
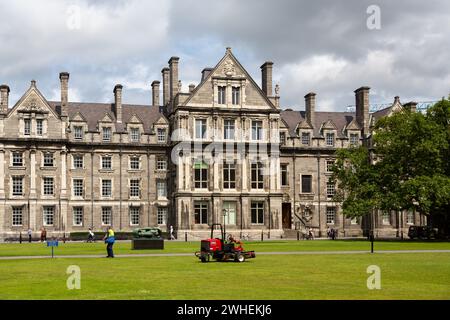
(317, 153, 321, 238)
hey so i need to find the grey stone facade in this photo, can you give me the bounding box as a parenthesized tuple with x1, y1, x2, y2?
(0, 48, 424, 240)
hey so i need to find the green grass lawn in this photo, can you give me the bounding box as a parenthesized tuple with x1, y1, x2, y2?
(1, 239, 450, 257)
(0, 252, 449, 299)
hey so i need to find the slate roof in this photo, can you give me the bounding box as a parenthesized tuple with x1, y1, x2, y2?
(280, 110, 358, 138)
(47, 101, 165, 133)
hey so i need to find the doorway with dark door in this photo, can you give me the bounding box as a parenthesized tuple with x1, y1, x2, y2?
(282, 203, 292, 229)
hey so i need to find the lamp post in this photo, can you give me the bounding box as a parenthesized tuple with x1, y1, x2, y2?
(223, 208, 228, 239)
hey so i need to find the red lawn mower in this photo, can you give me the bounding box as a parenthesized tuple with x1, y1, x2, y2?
(195, 224, 255, 263)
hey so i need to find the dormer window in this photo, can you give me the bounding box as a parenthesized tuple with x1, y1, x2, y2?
(280, 132, 286, 145)
(36, 119, 43, 136)
(24, 119, 31, 136)
(218, 86, 226, 104)
(350, 133, 359, 146)
(157, 128, 166, 143)
(130, 128, 140, 142)
(74, 126, 83, 140)
(326, 133, 335, 146)
(301, 132, 310, 145)
(232, 87, 240, 105)
(102, 127, 111, 141)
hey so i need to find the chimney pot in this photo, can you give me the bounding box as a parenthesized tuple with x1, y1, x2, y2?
(189, 84, 196, 93)
(404, 101, 417, 113)
(151, 80, 160, 106)
(305, 92, 316, 127)
(113, 84, 123, 123)
(0, 84, 10, 112)
(354, 86, 370, 137)
(261, 61, 274, 96)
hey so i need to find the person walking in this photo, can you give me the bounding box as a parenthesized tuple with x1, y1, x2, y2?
(170, 225, 175, 240)
(40, 227, 47, 242)
(27, 228, 32, 243)
(87, 228, 95, 243)
(103, 226, 115, 258)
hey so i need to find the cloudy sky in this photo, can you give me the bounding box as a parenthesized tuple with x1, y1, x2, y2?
(0, 0, 449, 111)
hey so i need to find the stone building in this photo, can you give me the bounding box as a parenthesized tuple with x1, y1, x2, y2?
(0, 48, 424, 240)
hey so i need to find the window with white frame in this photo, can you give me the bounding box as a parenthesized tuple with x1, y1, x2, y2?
(102, 127, 111, 141)
(12, 176, 23, 196)
(101, 156, 112, 170)
(251, 202, 264, 224)
(24, 119, 31, 135)
(74, 126, 83, 140)
(326, 180, 335, 198)
(12, 207, 23, 226)
(350, 133, 359, 146)
(157, 207, 167, 225)
(326, 132, 335, 146)
(382, 211, 391, 225)
(406, 211, 414, 225)
(36, 119, 43, 136)
(218, 86, 226, 104)
(251, 162, 264, 189)
(130, 156, 140, 170)
(157, 128, 166, 143)
(73, 207, 83, 226)
(129, 179, 140, 198)
(194, 162, 208, 189)
(130, 207, 140, 226)
(43, 177, 54, 195)
(157, 181, 167, 198)
(43, 206, 54, 226)
(223, 201, 236, 225)
(280, 132, 286, 145)
(73, 179, 83, 197)
(130, 128, 140, 142)
(157, 159, 167, 171)
(195, 119, 207, 139)
(102, 179, 112, 197)
(194, 201, 208, 224)
(43, 153, 54, 167)
(73, 155, 83, 169)
(326, 160, 335, 172)
(223, 162, 236, 189)
(12, 152, 23, 167)
(301, 132, 310, 145)
(251, 121, 263, 140)
(232, 87, 240, 105)
(223, 119, 235, 140)
(326, 207, 336, 224)
(102, 207, 112, 225)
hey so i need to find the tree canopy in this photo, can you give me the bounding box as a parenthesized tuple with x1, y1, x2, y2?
(332, 98, 450, 231)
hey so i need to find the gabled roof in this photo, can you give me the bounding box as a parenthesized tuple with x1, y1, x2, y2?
(182, 48, 277, 110)
(47, 101, 167, 133)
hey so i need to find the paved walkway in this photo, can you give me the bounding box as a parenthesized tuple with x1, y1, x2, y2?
(1, 249, 449, 260)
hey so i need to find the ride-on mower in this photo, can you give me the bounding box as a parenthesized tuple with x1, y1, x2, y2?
(195, 224, 255, 263)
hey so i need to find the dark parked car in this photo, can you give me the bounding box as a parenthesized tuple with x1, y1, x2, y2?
(408, 226, 438, 239)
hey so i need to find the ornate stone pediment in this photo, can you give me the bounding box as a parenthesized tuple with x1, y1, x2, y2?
(18, 97, 48, 114)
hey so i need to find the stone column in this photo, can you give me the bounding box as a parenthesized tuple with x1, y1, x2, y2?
(0, 147, 4, 198)
(30, 150, 36, 198)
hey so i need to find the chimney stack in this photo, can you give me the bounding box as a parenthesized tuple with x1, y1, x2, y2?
(261, 61, 273, 96)
(151, 81, 160, 106)
(0, 84, 10, 113)
(404, 101, 417, 113)
(355, 86, 370, 137)
(113, 84, 123, 123)
(169, 56, 180, 102)
(59, 72, 69, 117)
(161, 67, 170, 106)
(189, 84, 196, 93)
(201, 68, 213, 82)
(305, 92, 316, 127)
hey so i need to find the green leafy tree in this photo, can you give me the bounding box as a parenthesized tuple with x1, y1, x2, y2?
(332, 98, 450, 234)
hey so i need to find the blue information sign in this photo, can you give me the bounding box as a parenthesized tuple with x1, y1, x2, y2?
(47, 240, 59, 247)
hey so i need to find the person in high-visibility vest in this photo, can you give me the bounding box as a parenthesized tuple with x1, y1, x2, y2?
(103, 226, 115, 258)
